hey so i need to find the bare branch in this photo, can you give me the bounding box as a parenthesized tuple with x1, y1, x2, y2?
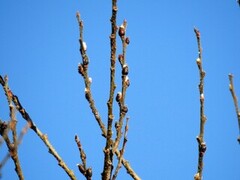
(76, 12, 107, 138)
(102, 0, 119, 178)
(0, 75, 77, 180)
(113, 19, 130, 154)
(112, 117, 129, 180)
(193, 28, 207, 180)
(76, 2, 140, 179)
(0, 122, 29, 177)
(228, 74, 240, 143)
(75, 135, 92, 180)
(1, 76, 24, 179)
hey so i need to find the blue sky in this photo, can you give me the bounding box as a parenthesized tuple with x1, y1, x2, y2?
(1, 1, 240, 179)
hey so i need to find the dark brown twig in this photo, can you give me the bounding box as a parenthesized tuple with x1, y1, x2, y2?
(194, 28, 207, 180)
(0, 75, 77, 180)
(75, 135, 92, 180)
(228, 74, 240, 143)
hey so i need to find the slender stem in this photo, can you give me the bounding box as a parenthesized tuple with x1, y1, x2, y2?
(76, 5, 140, 180)
(1, 76, 24, 180)
(0, 122, 30, 174)
(193, 28, 207, 180)
(228, 74, 240, 143)
(112, 117, 129, 180)
(113, 20, 129, 154)
(0, 75, 77, 180)
(76, 12, 107, 138)
(102, 0, 118, 179)
(75, 135, 92, 180)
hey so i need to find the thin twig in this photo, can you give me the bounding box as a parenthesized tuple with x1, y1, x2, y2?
(76, 5, 140, 180)
(0, 122, 24, 180)
(113, 19, 129, 154)
(0, 75, 77, 180)
(102, 0, 118, 178)
(76, 12, 107, 138)
(194, 28, 207, 180)
(1, 76, 24, 180)
(0, 122, 29, 176)
(75, 135, 92, 180)
(228, 74, 240, 143)
(112, 117, 129, 180)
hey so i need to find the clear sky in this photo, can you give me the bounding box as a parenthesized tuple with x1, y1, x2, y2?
(1, 1, 240, 179)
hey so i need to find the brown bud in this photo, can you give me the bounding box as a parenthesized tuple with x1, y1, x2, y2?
(122, 105, 128, 113)
(194, 28, 201, 39)
(78, 63, 84, 76)
(116, 92, 122, 102)
(82, 56, 89, 66)
(200, 142, 207, 153)
(77, 164, 85, 174)
(118, 54, 124, 64)
(0, 121, 8, 136)
(125, 37, 130, 45)
(124, 76, 130, 87)
(118, 25, 125, 37)
(122, 64, 129, 75)
(86, 167, 92, 177)
(85, 88, 90, 101)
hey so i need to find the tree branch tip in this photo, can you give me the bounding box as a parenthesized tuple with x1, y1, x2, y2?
(76, 11, 81, 19)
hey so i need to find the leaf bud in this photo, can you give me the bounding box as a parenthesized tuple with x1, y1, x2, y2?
(122, 105, 128, 113)
(125, 37, 130, 45)
(196, 58, 201, 65)
(122, 64, 129, 75)
(82, 41, 87, 51)
(116, 92, 122, 102)
(86, 167, 92, 177)
(78, 63, 84, 76)
(118, 54, 124, 64)
(118, 25, 125, 37)
(77, 164, 85, 174)
(124, 76, 130, 87)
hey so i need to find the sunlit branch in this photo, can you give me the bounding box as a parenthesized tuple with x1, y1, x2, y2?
(228, 74, 240, 143)
(0, 75, 77, 180)
(193, 28, 207, 180)
(75, 135, 92, 180)
(1, 76, 24, 180)
(112, 117, 129, 180)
